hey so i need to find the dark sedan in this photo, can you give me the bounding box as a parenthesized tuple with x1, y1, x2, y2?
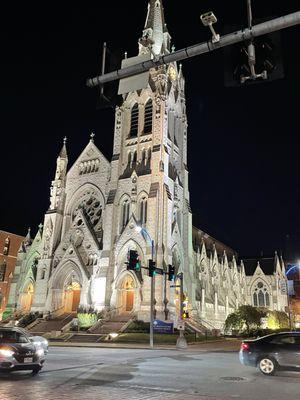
(0, 327, 46, 374)
(239, 331, 300, 375)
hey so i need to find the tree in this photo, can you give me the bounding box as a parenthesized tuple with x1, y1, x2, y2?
(267, 310, 289, 330)
(224, 305, 266, 334)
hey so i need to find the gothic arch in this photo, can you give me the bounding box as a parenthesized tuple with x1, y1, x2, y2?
(48, 260, 86, 313)
(66, 183, 105, 217)
(50, 260, 84, 290)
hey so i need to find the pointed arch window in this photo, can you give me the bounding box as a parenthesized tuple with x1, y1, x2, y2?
(130, 103, 139, 137)
(121, 199, 131, 229)
(0, 261, 6, 282)
(252, 281, 270, 308)
(3, 237, 10, 256)
(144, 99, 153, 134)
(141, 149, 147, 164)
(139, 197, 148, 225)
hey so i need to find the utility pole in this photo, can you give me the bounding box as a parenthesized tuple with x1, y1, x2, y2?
(87, 11, 300, 88)
(176, 273, 188, 350)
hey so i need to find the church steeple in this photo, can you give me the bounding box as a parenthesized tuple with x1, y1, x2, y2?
(141, 0, 171, 56)
(49, 137, 68, 211)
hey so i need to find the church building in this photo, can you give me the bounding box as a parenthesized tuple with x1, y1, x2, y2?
(6, 0, 288, 330)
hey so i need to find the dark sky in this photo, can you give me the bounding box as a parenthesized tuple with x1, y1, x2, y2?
(1, 1, 300, 259)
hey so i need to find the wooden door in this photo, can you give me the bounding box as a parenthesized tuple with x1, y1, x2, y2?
(126, 290, 134, 311)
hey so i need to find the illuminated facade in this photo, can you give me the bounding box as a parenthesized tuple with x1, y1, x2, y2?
(7, 1, 288, 330)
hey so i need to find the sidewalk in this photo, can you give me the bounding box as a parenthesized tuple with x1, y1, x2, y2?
(49, 338, 240, 351)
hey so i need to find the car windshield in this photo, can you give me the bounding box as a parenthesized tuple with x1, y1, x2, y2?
(0, 330, 29, 344)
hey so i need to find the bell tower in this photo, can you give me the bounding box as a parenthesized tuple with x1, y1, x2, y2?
(104, 0, 194, 321)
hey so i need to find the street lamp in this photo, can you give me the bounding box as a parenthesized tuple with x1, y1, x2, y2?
(135, 224, 155, 348)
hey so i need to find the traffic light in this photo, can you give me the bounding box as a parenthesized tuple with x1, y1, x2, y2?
(168, 264, 175, 281)
(182, 310, 189, 319)
(148, 259, 156, 277)
(224, 21, 284, 87)
(127, 250, 141, 271)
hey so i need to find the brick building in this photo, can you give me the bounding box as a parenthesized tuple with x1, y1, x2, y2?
(0, 230, 25, 319)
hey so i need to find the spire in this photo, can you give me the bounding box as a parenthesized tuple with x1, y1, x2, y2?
(24, 227, 32, 245)
(141, 0, 171, 55)
(59, 136, 68, 159)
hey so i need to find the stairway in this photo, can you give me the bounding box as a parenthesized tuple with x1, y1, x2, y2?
(28, 313, 74, 333)
(91, 314, 132, 334)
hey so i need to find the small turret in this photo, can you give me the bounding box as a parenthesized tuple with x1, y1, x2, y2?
(49, 137, 68, 211)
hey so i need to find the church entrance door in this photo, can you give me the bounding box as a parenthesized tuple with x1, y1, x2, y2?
(126, 290, 134, 311)
(64, 282, 81, 313)
(20, 283, 34, 313)
(118, 275, 135, 314)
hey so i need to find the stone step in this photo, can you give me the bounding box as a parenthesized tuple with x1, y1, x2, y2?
(29, 315, 74, 333)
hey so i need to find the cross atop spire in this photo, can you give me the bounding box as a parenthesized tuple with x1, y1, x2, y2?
(141, 0, 171, 56)
(90, 131, 95, 142)
(59, 136, 68, 159)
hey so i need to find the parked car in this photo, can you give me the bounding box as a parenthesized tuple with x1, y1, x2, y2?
(239, 331, 300, 375)
(0, 327, 46, 374)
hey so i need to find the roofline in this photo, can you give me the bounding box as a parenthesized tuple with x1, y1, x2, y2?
(0, 230, 25, 240)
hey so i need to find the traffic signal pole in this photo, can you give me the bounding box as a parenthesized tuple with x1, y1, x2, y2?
(177, 272, 188, 349)
(87, 11, 300, 88)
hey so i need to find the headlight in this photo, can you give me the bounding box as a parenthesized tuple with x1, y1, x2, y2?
(36, 348, 44, 357)
(0, 349, 14, 357)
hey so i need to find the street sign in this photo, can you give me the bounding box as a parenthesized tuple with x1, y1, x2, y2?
(153, 319, 174, 334)
(177, 320, 185, 331)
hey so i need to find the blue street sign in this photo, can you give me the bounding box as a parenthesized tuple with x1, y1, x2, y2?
(153, 319, 174, 334)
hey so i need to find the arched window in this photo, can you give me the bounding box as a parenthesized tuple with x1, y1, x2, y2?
(121, 199, 130, 228)
(253, 292, 258, 307)
(0, 261, 6, 282)
(132, 151, 137, 164)
(139, 197, 148, 225)
(144, 99, 153, 134)
(252, 281, 270, 308)
(3, 237, 10, 256)
(141, 149, 147, 164)
(130, 104, 139, 137)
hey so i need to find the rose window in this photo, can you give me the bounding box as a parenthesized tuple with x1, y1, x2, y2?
(72, 195, 102, 232)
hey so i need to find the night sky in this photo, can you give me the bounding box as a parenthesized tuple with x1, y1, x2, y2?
(1, 1, 299, 259)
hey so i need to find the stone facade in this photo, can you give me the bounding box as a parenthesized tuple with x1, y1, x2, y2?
(6, 0, 288, 329)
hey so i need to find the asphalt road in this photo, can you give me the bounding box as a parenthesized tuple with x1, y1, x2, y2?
(0, 345, 299, 400)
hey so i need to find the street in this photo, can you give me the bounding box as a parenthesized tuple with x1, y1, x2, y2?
(0, 344, 299, 400)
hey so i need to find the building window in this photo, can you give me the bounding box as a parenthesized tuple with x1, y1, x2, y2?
(121, 199, 130, 228)
(143, 99, 153, 134)
(139, 198, 148, 225)
(0, 261, 6, 282)
(129, 104, 139, 137)
(3, 237, 10, 256)
(252, 281, 270, 308)
(41, 269, 46, 280)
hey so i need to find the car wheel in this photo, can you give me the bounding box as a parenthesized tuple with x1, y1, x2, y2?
(31, 367, 42, 376)
(258, 357, 276, 376)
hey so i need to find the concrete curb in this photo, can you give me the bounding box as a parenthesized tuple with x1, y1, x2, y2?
(49, 339, 239, 351)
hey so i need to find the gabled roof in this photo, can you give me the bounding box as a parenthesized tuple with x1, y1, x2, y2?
(242, 257, 277, 276)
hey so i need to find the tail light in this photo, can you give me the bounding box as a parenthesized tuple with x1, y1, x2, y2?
(241, 342, 249, 351)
